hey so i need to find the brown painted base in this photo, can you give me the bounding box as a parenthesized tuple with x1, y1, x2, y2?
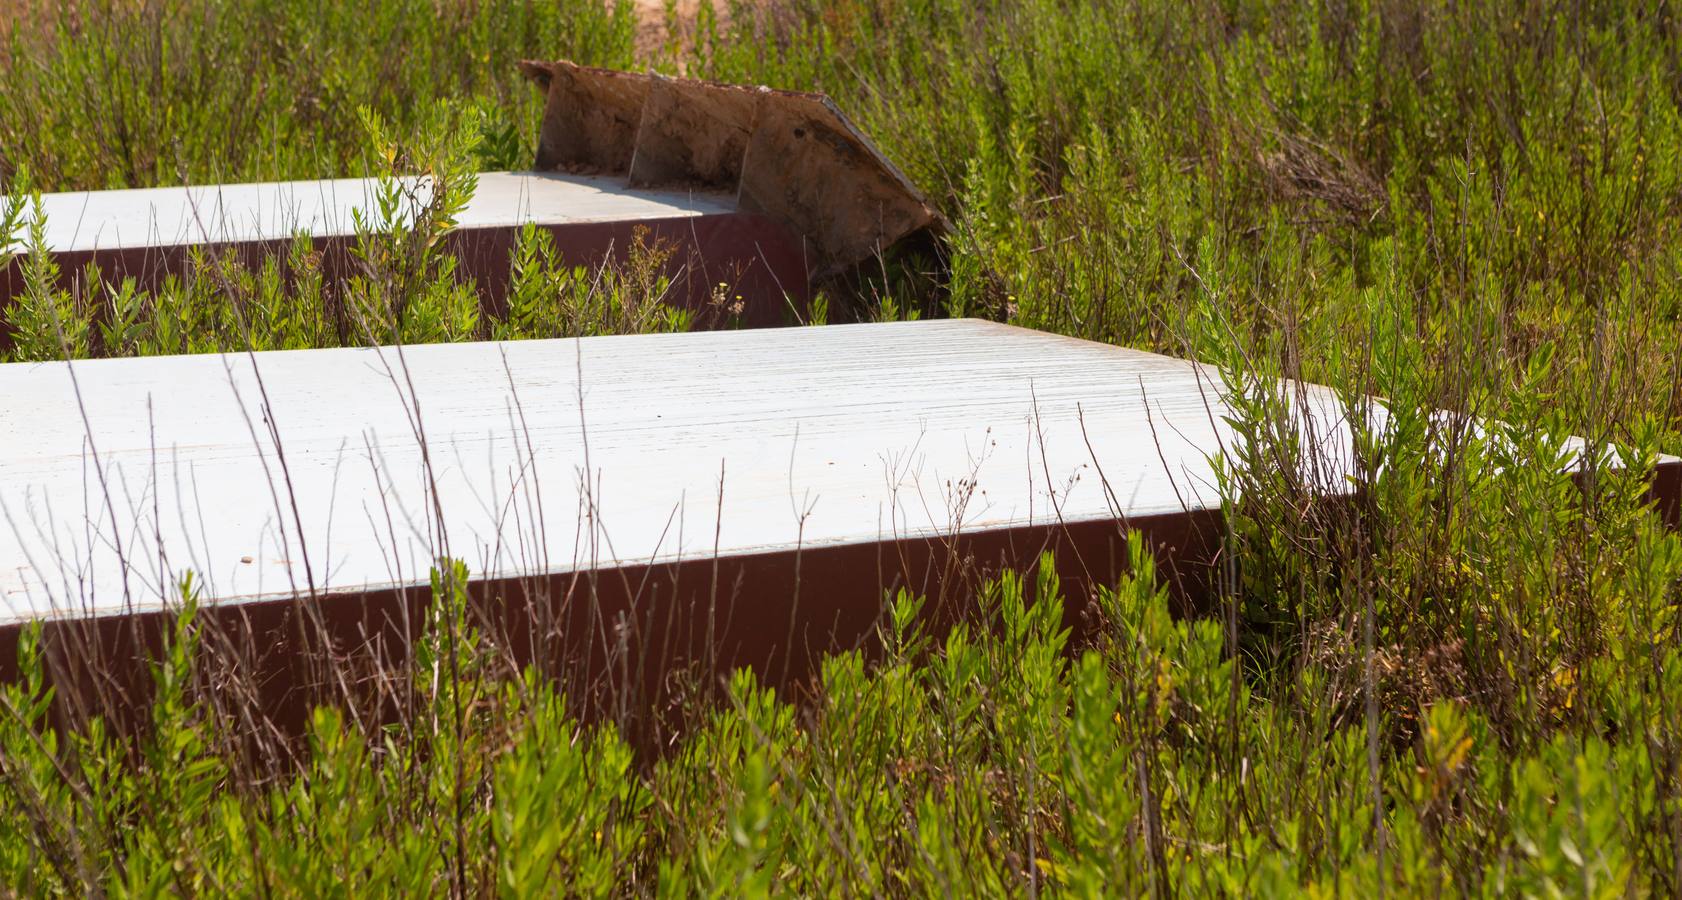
(3, 463, 1675, 756)
(0, 509, 1223, 754)
(0, 212, 811, 353)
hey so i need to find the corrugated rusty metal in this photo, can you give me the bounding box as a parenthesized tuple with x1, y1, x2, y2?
(518, 60, 948, 280)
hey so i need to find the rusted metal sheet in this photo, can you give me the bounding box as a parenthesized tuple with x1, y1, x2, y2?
(628, 77, 758, 190)
(525, 61, 654, 175)
(518, 60, 947, 279)
(0, 171, 811, 351)
(0, 320, 1670, 743)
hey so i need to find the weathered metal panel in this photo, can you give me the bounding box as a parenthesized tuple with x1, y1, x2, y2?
(627, 76, 759, 190)
(517, 61, 947, 278)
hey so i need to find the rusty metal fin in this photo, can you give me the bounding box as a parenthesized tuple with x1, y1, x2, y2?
(518, 60, 947, 280)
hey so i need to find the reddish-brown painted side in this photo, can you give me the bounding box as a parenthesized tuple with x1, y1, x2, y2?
(3, 465, 1675, 753)
(0, 212, 810, 352)
(1646, 458, 1681, 527)
(0, 509, 1222, 750)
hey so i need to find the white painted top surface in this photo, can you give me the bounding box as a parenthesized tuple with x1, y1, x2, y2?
(0, 320, 1356, 623)
(9, 171, 738, 254)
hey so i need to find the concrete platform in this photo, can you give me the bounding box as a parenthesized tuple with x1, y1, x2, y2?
(19, 171, 739, 253)
(0, 320, 1273, 616)
(0, 320, 1666, 736)
(1, 171, 809, 345)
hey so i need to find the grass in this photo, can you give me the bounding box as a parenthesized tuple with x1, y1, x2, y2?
(3, 0, 1682, 893)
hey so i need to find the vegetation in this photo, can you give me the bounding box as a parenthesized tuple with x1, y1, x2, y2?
(3, 0, 1682, 892)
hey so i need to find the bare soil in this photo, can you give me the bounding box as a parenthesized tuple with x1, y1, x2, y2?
(629, 0, 717, 65)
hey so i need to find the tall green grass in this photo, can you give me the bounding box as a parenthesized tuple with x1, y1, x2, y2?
(3, 0, 1682, 892)
(5, 496, 1676, 892)
(679, 0, 1682, 437)
(0, 0, 635, 188)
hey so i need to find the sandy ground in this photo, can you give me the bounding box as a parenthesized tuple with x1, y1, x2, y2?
(0, 0, 58, 56)
(0, 0, 729, 70)
(629, 0, 719, 64)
